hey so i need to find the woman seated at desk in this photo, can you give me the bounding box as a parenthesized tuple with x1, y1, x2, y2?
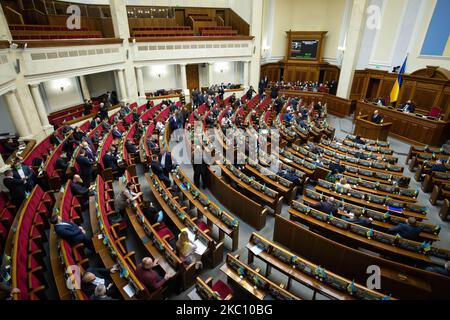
(176, 229, 203, 270)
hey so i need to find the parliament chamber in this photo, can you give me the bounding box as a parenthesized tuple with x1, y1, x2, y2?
(0, 0, 449, 308)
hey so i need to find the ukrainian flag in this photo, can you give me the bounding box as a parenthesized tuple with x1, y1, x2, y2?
(390, 56, 408, 103)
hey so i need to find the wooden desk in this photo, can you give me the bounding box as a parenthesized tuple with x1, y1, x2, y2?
(273, 214, 450, 299)
(355, 101, 450, 146)
(5, 139, 36, 165)
(354, 115, 392, 141)
(220, 264, 266, 300)
(208, 167, 267, 230)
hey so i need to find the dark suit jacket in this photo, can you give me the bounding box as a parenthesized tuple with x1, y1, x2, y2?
(102, 153, 118, 170)
(50, 135, 62, 146)
(125, 142, 138, 154)
(76, 156, 93, 177)
(371, 114, 383, 124)
(3, 176, 26, 207)
(71, 182, 90, 198)
(387, 223, 422, 241)
(329, 163, 345, 174)
(112, 129, 122, 139)
(430, 164, 447, 172)
(158, 153, 172, 173)
(83, 147, 95, 161)
(313, 201, 338, 215)
(12, 165, 33, 180)
(55, 157, 69, 172)
(54, 221, 86, 245)
(81, 267, 113, 297)
(343, 217, 372, 227)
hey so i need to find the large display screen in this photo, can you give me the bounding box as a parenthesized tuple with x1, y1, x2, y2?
(290, 39, 319, 59)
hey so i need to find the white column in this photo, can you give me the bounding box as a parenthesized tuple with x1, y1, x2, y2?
(207, 62, 214, 86)
(113, 70, 122, 100)
(249, 0, 263, 89)
(179, 64, 188, 90)
(135, 66, 145, 98)
(337, 0, 369, 99)
(79, 75, 91, 100)
(110, 0, 138, 102)
(117, 69, 128, 101)
(243, 61, 250, 87)
(29, 83, 53, 134)
(5, 90, 31, 138)
(179, 63, 190, 104)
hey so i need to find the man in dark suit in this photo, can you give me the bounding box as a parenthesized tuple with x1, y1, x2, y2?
(12, 159, 36, 192)
(158, 151, 173, 177)
(169, 111, 180, 133)
(81, 141, 95, 161)
(81, 266, 120, 299)
(50, 215, 94, 251)
(218, 83, 225, 101)
(270, 85, 279, 99)
(50, 132, 62, 146)
(98, 103, 108, 120)
(400, 100, 415, 113)
(229, 93, 236, 105)
(342, 211, 372, 227)
(90, 117, 101, 130)
(83, 99, 93, 115)
(430, 159, 448, 172)
(387, 217, 422, 241)
(312, 197, 338, 215)
(102, 148, 119, 171)
(329, 159, 345, 174)
(246, 86, 256, 101)
(125, 139, 138, 155)
(193, 145, 208, 189)
(275, 97, 284, 114)
(371, 110, 383, 124)
(71, 174, 94, 205)
(314, 101, 323, 113)
(3, 170, 27, 208)
(55, 152, 69, 180)
(192, 88, 200, 108)
(76, 150, 93, 187)
(146, 138, 159, 155)
(111, 125, 122, 139)
(151, 159, 171, 187)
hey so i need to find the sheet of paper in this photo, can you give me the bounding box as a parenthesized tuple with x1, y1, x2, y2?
(187, 288, 202, 300)
(194, 240, 208, 255)
(123, 283, 136, 298)
(187, 229, 208, 255)
(249, 244, 264, 255)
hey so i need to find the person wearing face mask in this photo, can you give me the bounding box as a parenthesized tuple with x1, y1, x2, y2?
(12, 158, 36, 192)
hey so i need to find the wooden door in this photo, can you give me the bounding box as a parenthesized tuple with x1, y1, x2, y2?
(186, 64, 200, 91)
(174, 9, 185, 26)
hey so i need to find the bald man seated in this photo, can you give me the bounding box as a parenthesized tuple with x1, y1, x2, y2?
(135, 257, 173, 292)
(81, 266, 120, 299)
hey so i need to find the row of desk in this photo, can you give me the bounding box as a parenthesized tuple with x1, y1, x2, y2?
(355, 101, 450, 146)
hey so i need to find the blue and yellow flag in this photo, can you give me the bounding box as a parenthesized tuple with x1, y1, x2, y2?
(390, 56, 408, 103)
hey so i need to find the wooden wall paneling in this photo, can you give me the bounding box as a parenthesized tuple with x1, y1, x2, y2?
(355, 100, 450, 146)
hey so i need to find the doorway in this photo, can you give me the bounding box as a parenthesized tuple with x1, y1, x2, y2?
(186, 64, 200, 91)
